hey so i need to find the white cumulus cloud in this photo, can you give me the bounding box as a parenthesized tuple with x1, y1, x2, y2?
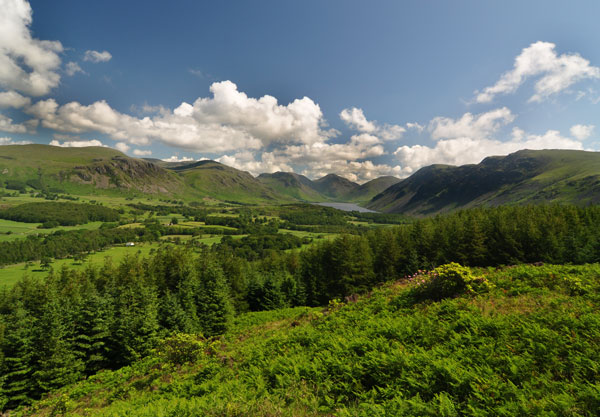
(0, 136, 31, 145)
(49, 138, 106, 147)
(0, 113, 28, 133)
(65, 61, 85, 76)
(476, 41, 600, 103)
(395, 127, 584, 173)
(162, 155, 196, 163)
(0, 0, 63, 96)
(429, 107, 515, 140)
(0, 90, 30, 108)
(25, 80, 335, 152)
(132, 149, 152, 156)
(215, 133, 402, 182)
(114, 142, 130, 153)
(83, 50, 112, 63)
(570, 124, 595, 140)
(340, 107, 405, 140)
(406, 122, 424, 132)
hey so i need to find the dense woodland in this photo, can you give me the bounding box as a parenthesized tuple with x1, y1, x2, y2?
(0, 202, 120, 227)
(2, 204, 600, 410)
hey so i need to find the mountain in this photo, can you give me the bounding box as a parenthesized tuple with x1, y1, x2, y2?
(256, 171, 327, 201)
(346, 176, 402, 203)
(0, 144, 184, 194)
(168, 160, 289, 203)
(368, 149, 600, 215)
(313, 173, 360, 200)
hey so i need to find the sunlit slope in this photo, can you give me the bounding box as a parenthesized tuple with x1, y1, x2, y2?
(170, 160, 293, 203)
(257, 172, 328, 201)
(345, 175, 401, 203)
(312, 173, 360, 200)
(0, 144, 184, 195)
(368, 149, 600, 215)
(23, 263, 600, 416)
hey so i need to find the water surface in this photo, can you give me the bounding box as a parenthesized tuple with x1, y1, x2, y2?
(314, 202, 377, 213)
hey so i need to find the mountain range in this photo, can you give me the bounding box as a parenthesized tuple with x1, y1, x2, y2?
(1, 145, 600, 214)
(368, 149, 600, 215)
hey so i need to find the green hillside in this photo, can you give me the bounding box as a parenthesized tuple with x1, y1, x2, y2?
(20, 262, 600, 417)
(257, 172, 329, 202)
(313, 173, 360, 200)
(0, 145, 184, 196)
(170, 160, 292, 204)
(368, 149, 600, 215)
(346, 175, 401, 203)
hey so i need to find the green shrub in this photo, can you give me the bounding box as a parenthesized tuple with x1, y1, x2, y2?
(411, 262, 492, 301)
(156, 333, 207, 365)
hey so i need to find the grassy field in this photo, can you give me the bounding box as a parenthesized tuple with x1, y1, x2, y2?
(0, 232, 255, 288)
(0, 219, 105, 242)
(0, 243, 161, 288)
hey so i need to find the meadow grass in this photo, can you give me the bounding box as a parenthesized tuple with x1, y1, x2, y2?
(0, 219, 105, 242)
(0, 243, 162, 288)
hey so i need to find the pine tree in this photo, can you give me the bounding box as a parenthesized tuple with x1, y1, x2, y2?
(31, 286, 83, 396)
(195, 260, 234, 337)
(110, 281, 159, 366)
(0, 305, 36, 410)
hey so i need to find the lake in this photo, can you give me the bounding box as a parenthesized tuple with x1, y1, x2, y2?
(314, 202, 377, 213)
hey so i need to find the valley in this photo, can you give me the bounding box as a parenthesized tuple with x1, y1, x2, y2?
(1, 145, 600, 416)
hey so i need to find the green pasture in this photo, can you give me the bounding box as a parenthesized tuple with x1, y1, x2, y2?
(0, 242, 162, 288)
(0, 219, 104, 242)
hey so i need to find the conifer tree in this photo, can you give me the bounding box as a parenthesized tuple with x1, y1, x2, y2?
(0, 305, 36, 410)
(195, 260, 234, 337)
(31, 286, 83, 396)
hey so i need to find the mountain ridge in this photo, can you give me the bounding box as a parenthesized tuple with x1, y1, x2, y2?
(368, 149, 600, 215)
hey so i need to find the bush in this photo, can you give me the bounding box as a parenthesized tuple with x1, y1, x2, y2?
(410, 262, 491, 301)
(156, 333, 207, 365)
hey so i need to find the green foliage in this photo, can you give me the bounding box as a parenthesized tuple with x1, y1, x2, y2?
(215, 233, 304, 261)
(0, 202, 120, 226)
(195, 260, 234, 337)
(279, 204, 348, 226)
(0, 249, 235, 411)
(0, 227, 145, 265)
(156, 333, 207, 366)
(3, 204, 600, 413)
(4, 180, 27, 193)
(16, 263, 600, 416)
(409, 263, 492, 301)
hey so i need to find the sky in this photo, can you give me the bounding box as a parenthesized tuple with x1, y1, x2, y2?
(0, 0, 599, 182)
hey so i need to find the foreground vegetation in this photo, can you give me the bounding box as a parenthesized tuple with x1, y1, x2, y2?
(12, 262, 600, 416)
(2, 201, 600, 415)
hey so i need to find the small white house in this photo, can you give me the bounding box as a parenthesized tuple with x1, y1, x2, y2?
(125, 242, 135, 247)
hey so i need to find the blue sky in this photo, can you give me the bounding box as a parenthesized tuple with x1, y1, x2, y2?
(1, 0, 599, 182)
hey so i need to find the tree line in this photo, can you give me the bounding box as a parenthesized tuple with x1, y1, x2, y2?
(0, 202, 120, 226)
(0, 227, 144, 265)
